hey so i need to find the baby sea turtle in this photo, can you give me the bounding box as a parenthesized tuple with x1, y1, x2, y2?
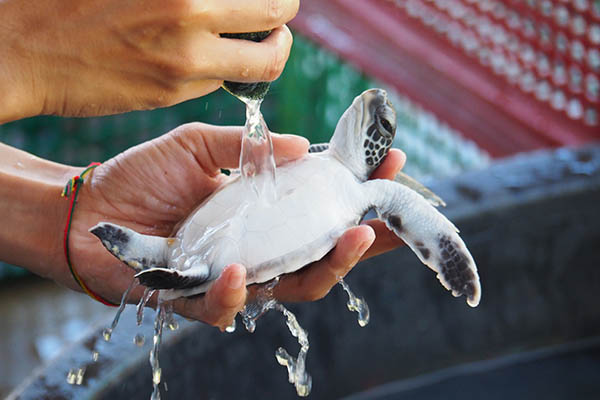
(91, 89, 481, 307)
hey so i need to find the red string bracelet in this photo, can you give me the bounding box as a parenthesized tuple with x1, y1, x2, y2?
(61, 162, 118, 307)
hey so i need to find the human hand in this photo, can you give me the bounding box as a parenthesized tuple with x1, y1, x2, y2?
(66, 123, 307, 329)
(65, 125, 405, 329)
(0, 0, 299, 122)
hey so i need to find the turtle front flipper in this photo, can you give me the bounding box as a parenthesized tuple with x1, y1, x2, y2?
(363, 180, 481, 307)
(90, 222, 171, 272)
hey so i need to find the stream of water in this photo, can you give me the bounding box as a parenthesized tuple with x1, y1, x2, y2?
(239, 98, 277, 202)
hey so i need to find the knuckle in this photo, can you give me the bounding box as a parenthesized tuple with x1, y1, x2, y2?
(261, 48, 286, 81)
(162, 55, 195, 81)
(266, 0, 285, 24)
(143, 89, 177, 109)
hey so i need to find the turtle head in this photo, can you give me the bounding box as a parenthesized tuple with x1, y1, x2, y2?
(329, 88, 396, 180)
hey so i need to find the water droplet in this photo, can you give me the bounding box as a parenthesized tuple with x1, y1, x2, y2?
(167, 320, 178, 331)
(66, 367, 86, 385)
(225, 318, 236, 333)
(163, 302, 179, 331)
(91, 351, 99, 362)
(66, 369, 77, 385)
(102, 328, 112, 342)
(134, 333, 146, 346)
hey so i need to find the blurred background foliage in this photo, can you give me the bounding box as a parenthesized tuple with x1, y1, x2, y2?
(0, 34, 489, 279)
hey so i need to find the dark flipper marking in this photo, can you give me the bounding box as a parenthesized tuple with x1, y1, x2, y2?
(438, 235, 478, 302)
(90, 223, 130, 253)
(308, 143, 330, 153)
(136, 268, 208, 290)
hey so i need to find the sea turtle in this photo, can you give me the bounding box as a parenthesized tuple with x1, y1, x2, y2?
(91, 89, 481, 307)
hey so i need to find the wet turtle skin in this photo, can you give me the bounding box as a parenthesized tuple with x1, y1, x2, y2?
(220, 31, 272, 100)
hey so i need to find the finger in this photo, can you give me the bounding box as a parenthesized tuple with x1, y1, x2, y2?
(175, 122, 309, 171)
(205, 25, 293, 82)
(274, 226, 375, 303)
(200, 0, 299, 34)
(176, 264, 247, 329)
(361, 219, 405, 260)
(370, 148, 406, 180)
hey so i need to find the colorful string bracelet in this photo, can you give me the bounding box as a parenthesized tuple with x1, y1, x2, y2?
(62, 162, 118, 307)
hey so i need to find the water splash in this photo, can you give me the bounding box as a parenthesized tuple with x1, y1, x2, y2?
(238, 278, 312, 396)
(240, 277, 279, 333)
(150, 304, 167, 400)
(339, 279, 370, 327)
(239, 98, 277, 203)
(273, 303, 312, 397)
(102, 279, 138, 342)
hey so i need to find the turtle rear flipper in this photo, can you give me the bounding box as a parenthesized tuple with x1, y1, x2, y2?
(364, 180, 481, 307)
(90, 222, 171, 272)
(136, 268, 209, 290)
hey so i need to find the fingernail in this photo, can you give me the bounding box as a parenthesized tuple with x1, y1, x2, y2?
(226, 265, 246, 290)
(279, 134, 310, 147)
(358, 229, 376, 254)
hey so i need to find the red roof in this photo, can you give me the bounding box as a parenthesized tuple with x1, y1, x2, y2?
(290, 0, 600, 157)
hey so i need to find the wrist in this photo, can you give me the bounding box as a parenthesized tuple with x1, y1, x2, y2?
(0, 143, 79, 282)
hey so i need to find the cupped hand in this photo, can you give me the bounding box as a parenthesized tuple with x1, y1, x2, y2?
(67, 124, 404, 329)
(0, 0, 298, 121)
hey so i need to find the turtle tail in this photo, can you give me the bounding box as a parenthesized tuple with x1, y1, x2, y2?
(90, 222, 171, 272)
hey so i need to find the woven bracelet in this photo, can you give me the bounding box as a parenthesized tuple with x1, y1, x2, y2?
(62, 162, 118, 307)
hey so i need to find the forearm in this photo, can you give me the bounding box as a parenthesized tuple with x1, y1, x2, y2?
(0, 142, 79, 280)
(0, 1, 45, 123)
